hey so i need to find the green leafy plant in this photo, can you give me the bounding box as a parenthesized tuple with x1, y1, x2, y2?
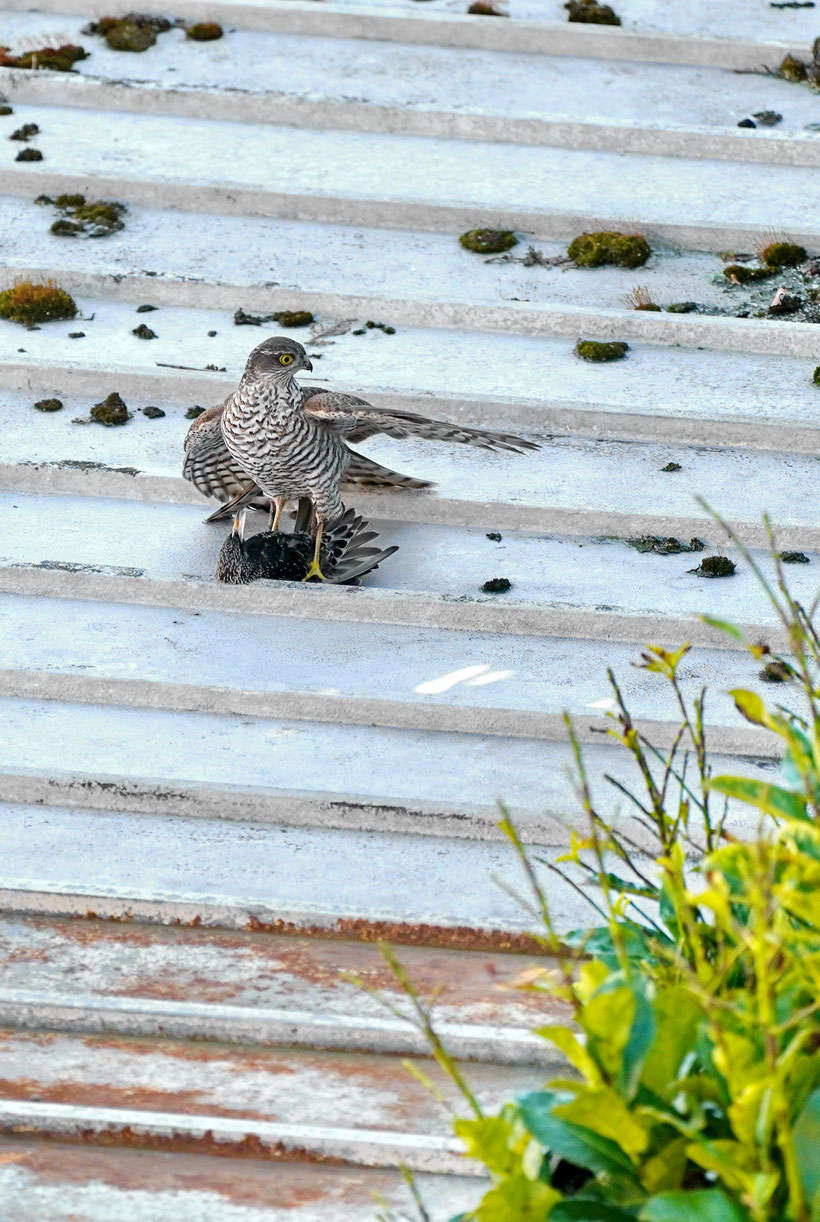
(371, 509, 820, 1222)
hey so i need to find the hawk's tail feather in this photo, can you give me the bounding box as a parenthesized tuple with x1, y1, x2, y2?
(344, 451, 434, 490)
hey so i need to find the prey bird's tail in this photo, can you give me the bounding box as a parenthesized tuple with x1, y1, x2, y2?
(322, 507, 398, 585)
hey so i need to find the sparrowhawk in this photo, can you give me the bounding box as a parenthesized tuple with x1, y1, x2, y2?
(184, 336, 538, 580)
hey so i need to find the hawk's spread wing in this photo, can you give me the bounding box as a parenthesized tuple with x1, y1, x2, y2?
(183, 399, 254, 503)
(182, 389, 433, 519)
(302, 390, 539, 453)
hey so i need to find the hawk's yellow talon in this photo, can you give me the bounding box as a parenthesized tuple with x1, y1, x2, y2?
(302, 559, 328, 582)
(302, 520, 327, 581)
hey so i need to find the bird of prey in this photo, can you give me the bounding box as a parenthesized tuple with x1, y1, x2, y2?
(217, 502, 398, 585)
(184, 335, 538, 580)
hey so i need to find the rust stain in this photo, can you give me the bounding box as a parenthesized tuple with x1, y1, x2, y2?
(63, 907, 544, 953)
(0, 1138, 344, 1206)
(244, 914, 546, 955)
(78, 1033, 297, 1074)
(0, 1123, 349, 1165)
(104, 974, 246, 1005)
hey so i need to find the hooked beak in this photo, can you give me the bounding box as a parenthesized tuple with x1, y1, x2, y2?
(302, 356, 313, 372)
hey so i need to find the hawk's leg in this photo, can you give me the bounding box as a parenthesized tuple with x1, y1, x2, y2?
(302, 519, 328, 582)
(268, 498, 286, 532)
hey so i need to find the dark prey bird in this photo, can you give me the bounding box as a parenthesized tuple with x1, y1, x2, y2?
(184, 335, 538, 581)
(216, 503, 398, 585)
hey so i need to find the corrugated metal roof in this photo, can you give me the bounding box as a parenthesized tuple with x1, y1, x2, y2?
(0, 0, 815, 1213)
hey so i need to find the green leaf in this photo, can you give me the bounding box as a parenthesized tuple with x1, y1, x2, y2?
(620, 980, 656, 1100)
(553, 1087, 649, 1160)
(519, 1092, 638, 1181)
(706, 775, 808, 822)
(639, 1188, 751, 1221)
(639, 987, 701, 1098)
(551, 1203, 639, 1220)
(454, 1116, 518, 1177)
(794, 1085, 820, 1201)
(728, 689, 777, 730)
(700, 615, 744, 642)
(472, 1174, 561, 1221)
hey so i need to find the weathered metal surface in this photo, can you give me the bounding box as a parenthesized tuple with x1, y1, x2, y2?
(0, 916, 565, 1065)
(0, 0, 803, 1201)
(0, 1139, 483, 1220)
(0, 1026, 530, 1166)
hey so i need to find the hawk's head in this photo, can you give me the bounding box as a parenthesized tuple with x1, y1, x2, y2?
(244, 336, 313, 381)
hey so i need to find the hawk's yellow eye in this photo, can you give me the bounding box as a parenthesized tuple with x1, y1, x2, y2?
(279, 354, 294, 365)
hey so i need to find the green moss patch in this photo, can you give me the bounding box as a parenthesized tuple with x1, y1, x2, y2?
(84, 14, 173, 52)
(46, 195, 126, 239)
(576, 339, 629, 362)
(723, 264, 776, 284)
(629, 536, 704, 555)
(689, 555, 736, 577)
(0, 280, 76, 325)
(186, 21, 223, 39)
(0, 44, 87, 70)
(274, 310, 314, 327)
(15, 148, 42, 161)
(779, 550, 810, 563)
(779, 53, 808, 82)
(90, 391, 131, 426)
(33, 397, 63, 412)
(9, 123, 38, 141)
(481, 577, 512, 592)
(568, 231, 650, 268)
(185, 405, 205, 419)
(760, 241, 807, 268)
(460, 228, 518, 255)
(132, 323, 157, 339)
(565, 0, 620, 21)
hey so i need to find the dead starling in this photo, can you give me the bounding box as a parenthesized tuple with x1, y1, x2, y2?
(216, 502, 397, 585)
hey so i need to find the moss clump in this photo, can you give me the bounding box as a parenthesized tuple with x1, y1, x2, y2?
(273, 309, 314, 327)
(576, 339, 629, 362)
(15, 148, 42, 162)
(185, 405, 205, 419)
(661, 462, 682, 472)
(667, 301, 698, 313)
(689, 555, 736, 578)
(568, 231, 650, 269)
(0, 105, 12, 115)
(48, 196, 126, 238)
(723, 264, 776, 284)
(467, 2, 507, 12)
(136, 303, 157, 312)
(51, 219, 83, 236)
(0, 280, 76, 325)
(90, 391, 131, 426)
(33, 397, 63, 412)
(186, 21, 223, 39)
(481, 577, 512, 592)
(0, 44, 88, 71)
(813, 367, 820, 386)
(779, 53, 808, 82)
(629, 536, 704, 555)
(85, 14, 172, 51)
(779, 550, 810, 563)
(142, 405, 165, 418)
(460, 228, 518, 255)
(760, 660, 792, 683)
(9, 123, 39, 141)
(565, 0, 620, 21)
(760, 241, 807, 268)
(132, 323, 157, 339)
(486, 531, 502, 541)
